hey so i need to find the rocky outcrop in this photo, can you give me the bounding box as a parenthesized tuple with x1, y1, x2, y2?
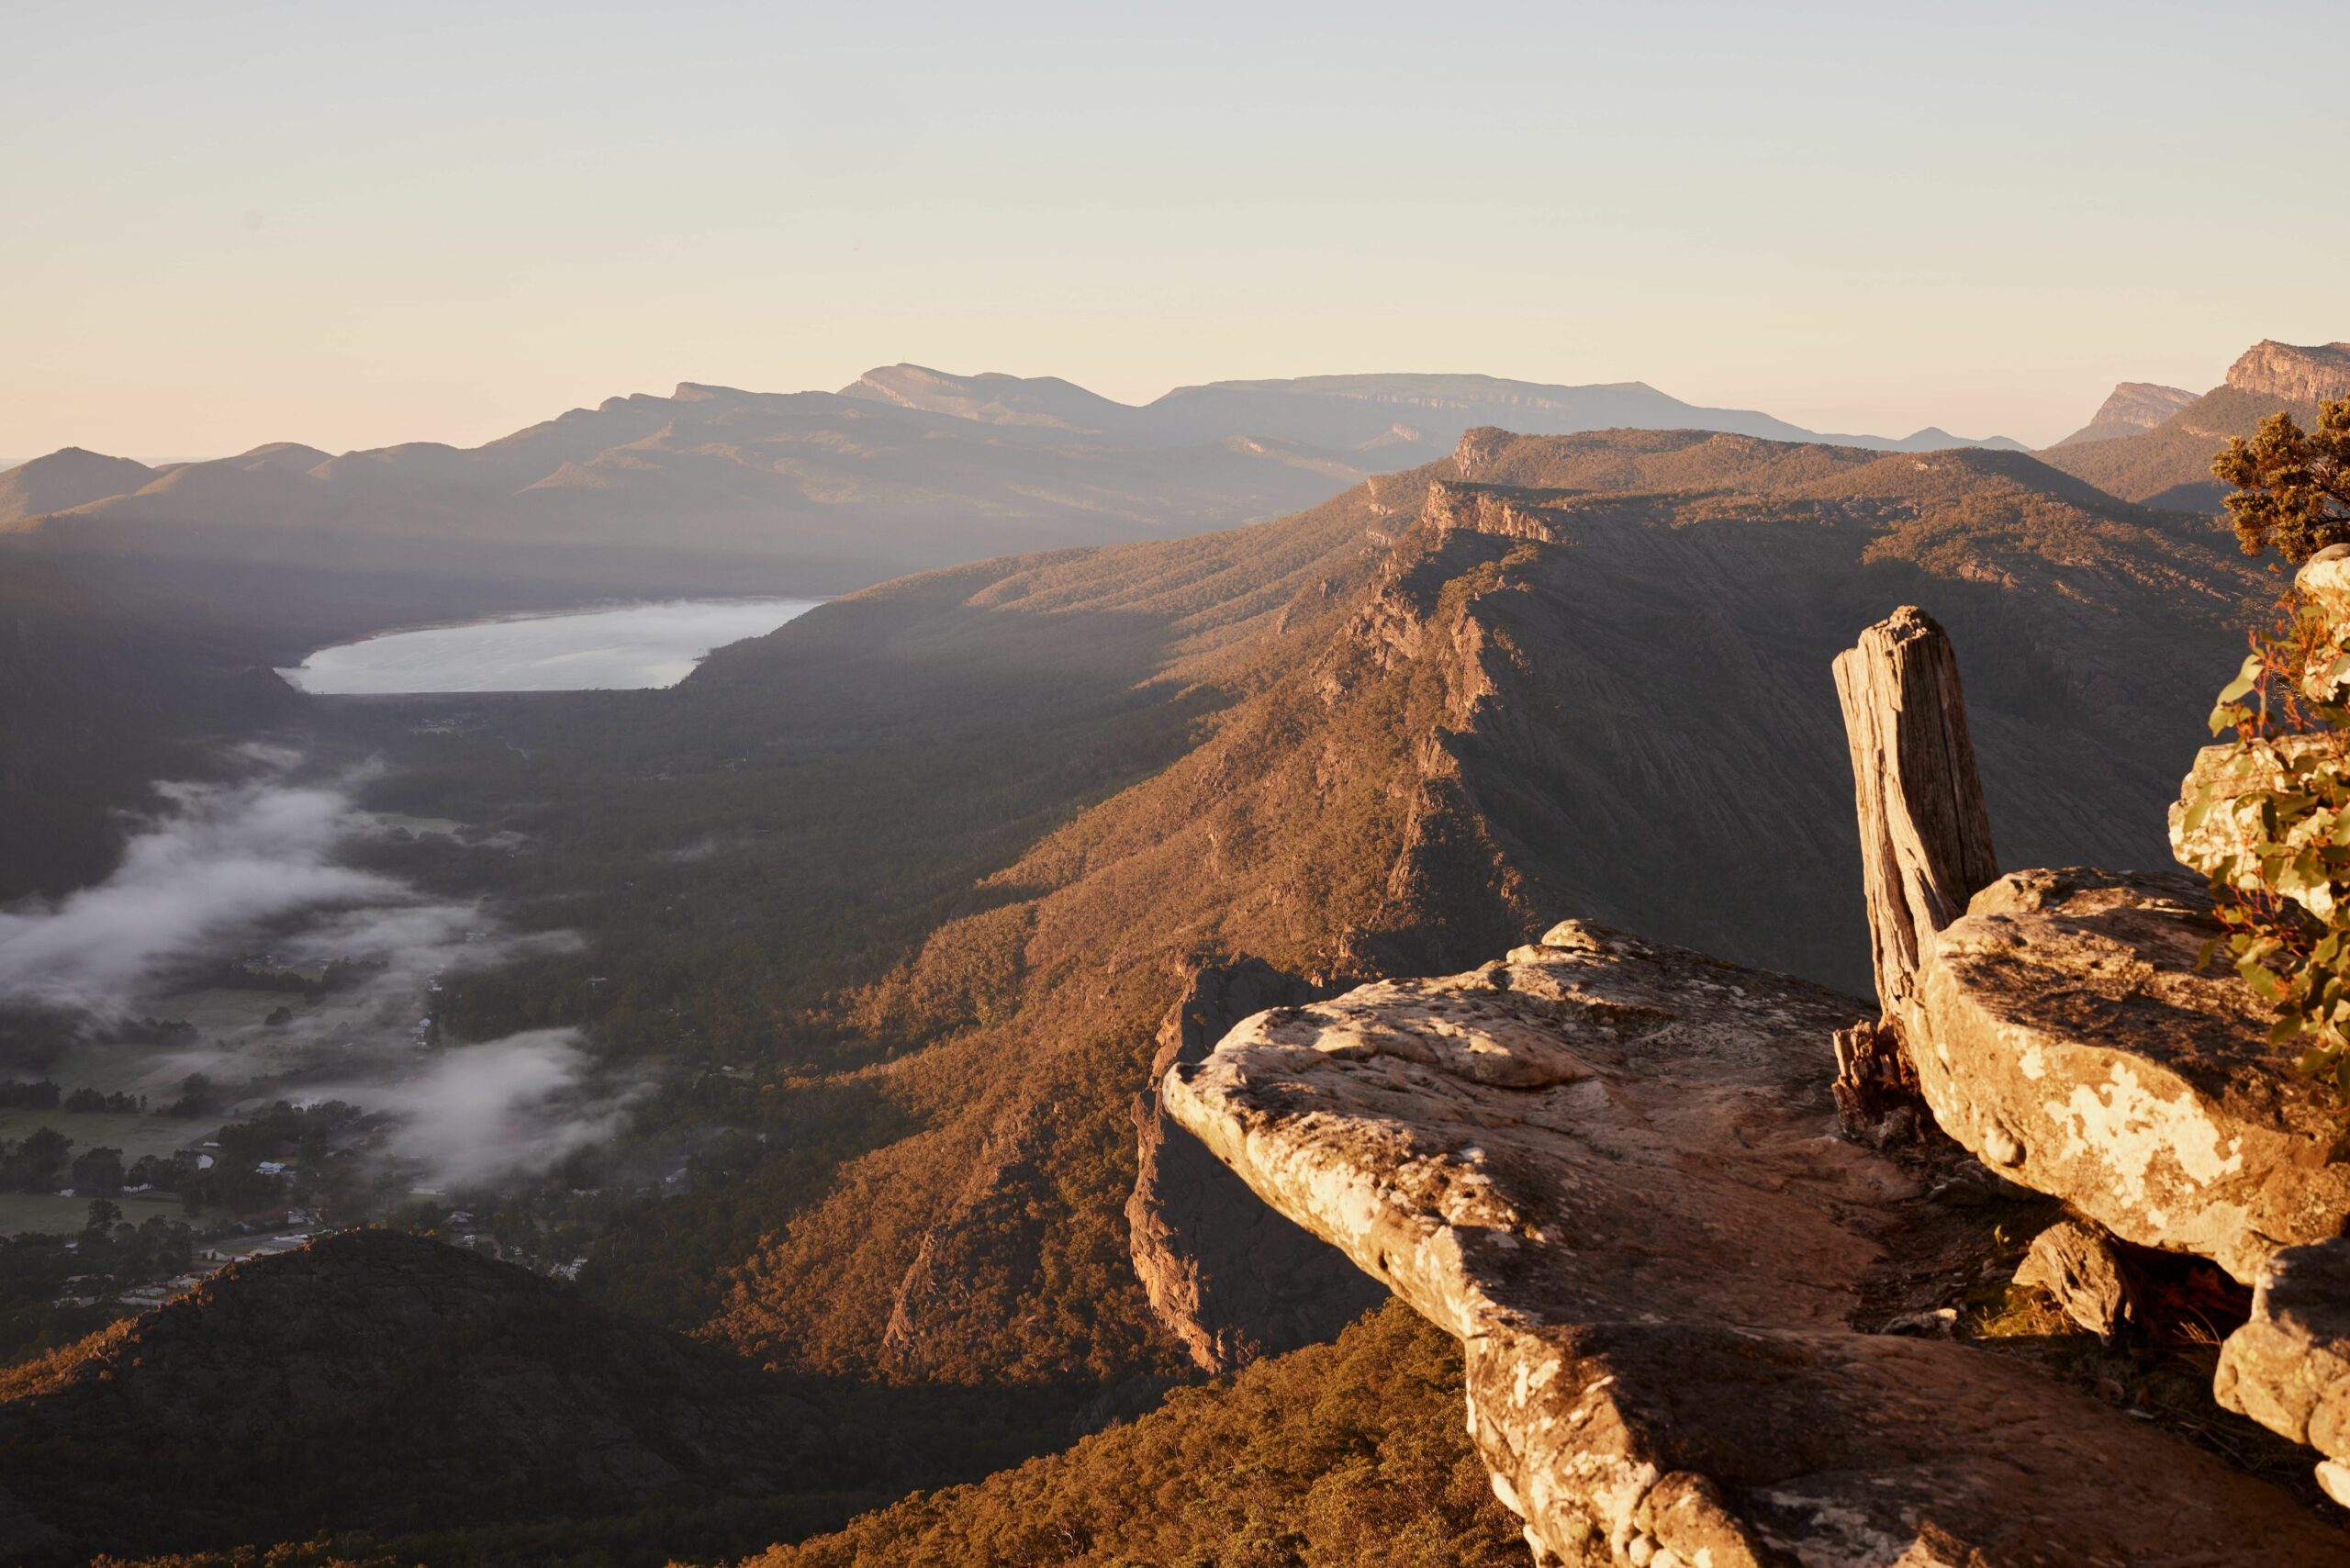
(1913, 868, 2350, 1284)
(2049, 381, 2198, 448)
(2218, 1236, 2350, 1505)
(1421, 478, 1572, 544)
(1126, 959, 1382, 1373)
(2229, 341, 2350, 406)
(2012, 1217, 2135, 1338)
(1166, 921, 2347, 1564)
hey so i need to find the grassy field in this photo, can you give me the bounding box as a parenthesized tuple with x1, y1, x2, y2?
(0, 1190, 185, 1236)
(0, 1108, 201, 1164)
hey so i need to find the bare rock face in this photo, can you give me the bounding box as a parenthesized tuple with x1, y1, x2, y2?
(1915, 868, 2350, 1284)
(1126, 959, 1382, 1373)
(1166, 920, 2346, 1564)
(2228, 341, 2350, 405)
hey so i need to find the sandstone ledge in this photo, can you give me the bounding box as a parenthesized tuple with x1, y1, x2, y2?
(1916, 868, 2350, 1284)
(1167, 921, 2348, 1565)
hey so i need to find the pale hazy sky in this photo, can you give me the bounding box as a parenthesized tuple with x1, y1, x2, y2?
(4, 0, 2344, 458)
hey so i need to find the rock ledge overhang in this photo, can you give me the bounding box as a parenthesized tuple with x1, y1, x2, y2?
(1167, 919, 2350, 1566)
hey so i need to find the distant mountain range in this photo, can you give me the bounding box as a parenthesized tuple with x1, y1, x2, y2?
(0, 368, 2024, 602)
(840, 364, 2027, 456)
(2041, 340, 2350, 511)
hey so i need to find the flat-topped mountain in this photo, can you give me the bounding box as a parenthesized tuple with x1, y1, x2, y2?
(843, 363, 2026, 457)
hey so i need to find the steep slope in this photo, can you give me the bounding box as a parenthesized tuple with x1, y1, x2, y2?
(748, 1300, 1523, 1568)
(2042, 341, 2350, 511)
(2052, 380, 2197, 447)
(0, 447, 155, 526)
(0, 1231, 857, 1562)
(0, 556, 305, 899)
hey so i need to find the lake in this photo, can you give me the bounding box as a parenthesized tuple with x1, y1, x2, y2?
(279, 598, 821, 694)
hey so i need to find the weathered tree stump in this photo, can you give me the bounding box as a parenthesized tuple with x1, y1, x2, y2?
(1831, 606, 1998, 1137)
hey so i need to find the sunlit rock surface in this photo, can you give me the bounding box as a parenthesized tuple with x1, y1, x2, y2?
(2220, 1236, 2350, 1503)
(1917, 868, 2350, 1284)
(1167, 920, 2348, 1565)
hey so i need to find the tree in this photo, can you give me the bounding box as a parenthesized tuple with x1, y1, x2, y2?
(2214, 399, 2350, 563)
(83, 1197, 122, 1235)
(18, 1126, 71, 1188)
(70, 1146, 125, 1195)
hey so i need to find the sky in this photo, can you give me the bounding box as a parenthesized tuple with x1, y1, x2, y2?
(4, 0, 2345, 458)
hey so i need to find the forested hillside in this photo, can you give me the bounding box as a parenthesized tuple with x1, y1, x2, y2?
(345, 425, 2266, 1406)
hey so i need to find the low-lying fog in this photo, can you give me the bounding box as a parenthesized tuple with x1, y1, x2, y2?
(0, 748, 630, 1202)
(279, 597, 820, 694)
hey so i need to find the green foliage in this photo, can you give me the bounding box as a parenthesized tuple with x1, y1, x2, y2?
(2214, 399, 2350, 563)
(2178, 602, 2350, 1099)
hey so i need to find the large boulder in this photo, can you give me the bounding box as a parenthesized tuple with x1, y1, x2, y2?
(1914, 867, 2350, 1284)
(2218, 1236, 2350, 1506)
(1167, 920, 2346, 1564)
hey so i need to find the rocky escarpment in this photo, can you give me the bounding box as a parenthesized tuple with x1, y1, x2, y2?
(2050, 381, 2199, 448)
(2229, 341, 2350, 406)
(0, 1230, 838, 1559)
(1165, 922, 2348, 1565)
(1126, 959, 1383, 1373)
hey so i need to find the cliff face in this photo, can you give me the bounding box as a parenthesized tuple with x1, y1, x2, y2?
(1166, 923, 2350, 1564)
(2229, 341, 2350, 405)
(1125, 960, 1382, 1374)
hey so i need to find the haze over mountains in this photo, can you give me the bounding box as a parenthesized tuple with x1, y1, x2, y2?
(2, 366, 2026, 605)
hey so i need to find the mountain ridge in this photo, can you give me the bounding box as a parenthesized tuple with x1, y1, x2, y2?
(7, 367, 2028, 612)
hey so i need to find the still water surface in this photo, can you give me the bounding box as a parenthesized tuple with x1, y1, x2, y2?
(280, 598, 820, 694)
